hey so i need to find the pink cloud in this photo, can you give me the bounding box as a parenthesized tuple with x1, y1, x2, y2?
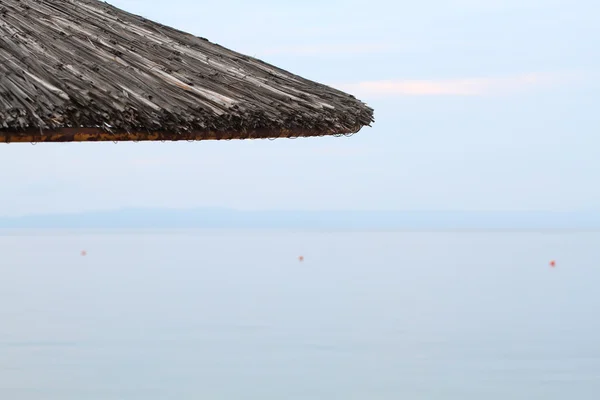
(337, 72, 581, 97)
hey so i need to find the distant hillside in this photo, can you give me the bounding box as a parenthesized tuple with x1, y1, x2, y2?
(0, 209, 599, 230)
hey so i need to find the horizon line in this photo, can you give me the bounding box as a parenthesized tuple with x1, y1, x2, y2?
(1, 208, 599, 219)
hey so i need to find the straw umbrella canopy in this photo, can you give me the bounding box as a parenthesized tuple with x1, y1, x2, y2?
(0, 0, 374, 143)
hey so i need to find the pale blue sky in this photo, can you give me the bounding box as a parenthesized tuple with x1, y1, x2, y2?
(1, 0, 598, 216)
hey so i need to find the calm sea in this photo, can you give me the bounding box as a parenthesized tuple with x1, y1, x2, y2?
(1, 230, 599, 399)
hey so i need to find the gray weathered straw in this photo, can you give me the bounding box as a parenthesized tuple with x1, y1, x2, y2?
(0, 0, 374, 143)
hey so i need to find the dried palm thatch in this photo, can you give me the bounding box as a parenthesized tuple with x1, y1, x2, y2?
(0, 0, 374, 143)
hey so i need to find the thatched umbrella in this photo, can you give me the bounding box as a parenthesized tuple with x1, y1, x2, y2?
(0, 0, 374, 143)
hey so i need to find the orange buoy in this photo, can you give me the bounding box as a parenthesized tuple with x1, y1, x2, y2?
(550, 260, 556, 268)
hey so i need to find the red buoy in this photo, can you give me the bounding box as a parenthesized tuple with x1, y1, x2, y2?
(550, 260, 556, 268)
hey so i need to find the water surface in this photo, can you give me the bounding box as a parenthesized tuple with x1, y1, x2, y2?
(1, 230, 599, 399)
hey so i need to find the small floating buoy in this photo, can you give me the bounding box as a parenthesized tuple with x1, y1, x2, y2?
(81, 250, 87, 257)
(549, 260, 556, 268)
(298, 256, 304, 262)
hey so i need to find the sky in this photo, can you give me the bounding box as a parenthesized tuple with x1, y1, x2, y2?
(1, 0, 598, 216)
